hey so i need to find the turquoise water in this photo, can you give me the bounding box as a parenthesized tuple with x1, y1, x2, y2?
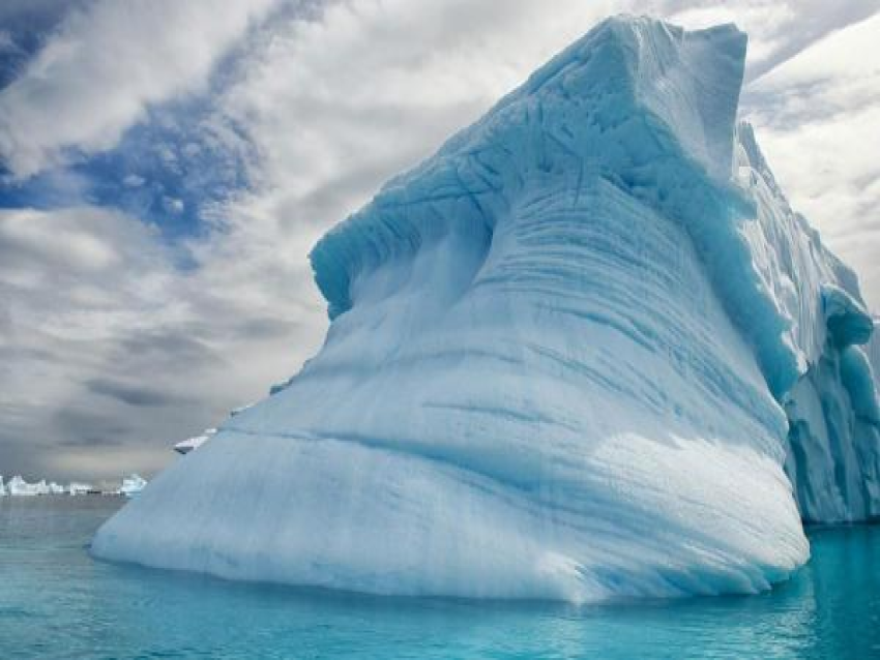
(1, 497, 878, 659)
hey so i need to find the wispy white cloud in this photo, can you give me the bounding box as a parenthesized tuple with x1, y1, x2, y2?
(216, 0, 622, 234)
(0, 0, 278, 179)
(666, 0, 880, 80)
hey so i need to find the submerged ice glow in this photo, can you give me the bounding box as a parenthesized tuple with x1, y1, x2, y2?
(93, 16, 880, 602)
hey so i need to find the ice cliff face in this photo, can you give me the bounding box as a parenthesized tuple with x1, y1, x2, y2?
(732, 125, 880, 522)
(92, 16, 880, 602)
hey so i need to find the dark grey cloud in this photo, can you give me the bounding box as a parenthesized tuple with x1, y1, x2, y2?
(0, 204, 320, 480)
(115, 329, 226, 371)
(52, 408, 128, 445)
(85, 378, 190, 408)
(0, 435, 55, 482)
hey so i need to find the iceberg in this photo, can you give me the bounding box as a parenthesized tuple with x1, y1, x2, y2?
(67, 482, 93, 496)
(6, 476, 56, 497)
(0, 475, 147, 497)
(92, 16, 880, 602)
(117, 475, 148, 498)
(1, 476, 93, 496)
(6, 476, 43, 496)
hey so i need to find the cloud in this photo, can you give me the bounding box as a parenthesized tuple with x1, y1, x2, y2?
(214, 0, 622, 235)
(86, 377, 192, 408)
(665, 0, 880, 81)
(0, 0, 278, 179)
(0, 206, 324, 479)
(0, 30, 15, 53)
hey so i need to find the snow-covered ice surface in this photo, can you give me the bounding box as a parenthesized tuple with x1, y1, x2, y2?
(173, 428, 216, 455)
(93, 16, 880, 602)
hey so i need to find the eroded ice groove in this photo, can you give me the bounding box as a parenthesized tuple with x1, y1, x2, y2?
(870, 318, 880, 390)
(93, 16, 879, 600)
(780, 289, 880, 522)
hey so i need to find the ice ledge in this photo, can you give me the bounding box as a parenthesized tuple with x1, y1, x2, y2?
(822, 284, 874, 347)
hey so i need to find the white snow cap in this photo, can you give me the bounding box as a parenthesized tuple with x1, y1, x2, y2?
(173, 428, 216, 455)
(93, 16, 879, 602)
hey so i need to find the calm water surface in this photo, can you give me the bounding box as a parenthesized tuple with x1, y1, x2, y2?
(1, 496, 878, 659)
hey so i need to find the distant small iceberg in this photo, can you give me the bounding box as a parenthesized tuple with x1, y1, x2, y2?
(1, 476, 72, 496)
(0, 474, 148, 497)
(66, 482, 94, 496)
(117, 475, 147, 498)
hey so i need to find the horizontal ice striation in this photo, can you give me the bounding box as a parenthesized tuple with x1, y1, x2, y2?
(93, 16, 879, 600)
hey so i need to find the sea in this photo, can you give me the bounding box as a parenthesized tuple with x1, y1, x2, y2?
(1, 496, 878, 659)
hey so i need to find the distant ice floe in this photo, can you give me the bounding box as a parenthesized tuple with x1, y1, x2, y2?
(117, 475, 148, 498)
(67, 482, 93, 496)
(0, 474, 147, 497)
(0, 476, 75, 496)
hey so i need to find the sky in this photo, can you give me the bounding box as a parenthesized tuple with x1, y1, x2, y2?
(0, 0, 878, 482)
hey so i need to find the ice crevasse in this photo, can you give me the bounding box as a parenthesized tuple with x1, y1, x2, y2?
(92, 16, 880, 602)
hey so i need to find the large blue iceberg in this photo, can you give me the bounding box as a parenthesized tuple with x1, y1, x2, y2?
(93, 16, 880, 602)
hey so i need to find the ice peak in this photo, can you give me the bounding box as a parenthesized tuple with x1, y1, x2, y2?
(311, 16, 748, 320)
(520, 14, 747, 180)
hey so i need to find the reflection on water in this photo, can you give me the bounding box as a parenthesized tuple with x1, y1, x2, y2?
(1, 497, 878, 659)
